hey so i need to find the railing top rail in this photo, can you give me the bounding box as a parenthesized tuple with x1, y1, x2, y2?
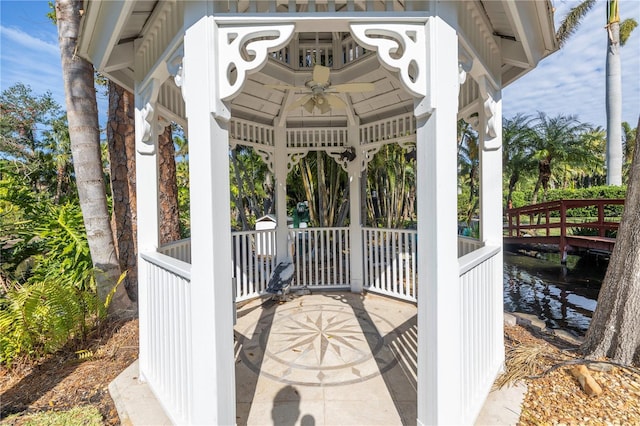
(507, 198, 625, 216)
(288, 226, 349, 231)
(159, 237, 192, 249)
(362, 227, 417, 234)
(231, 229, 277, 236)
(458, 244, 500, 276)
(141, 251, 191, 280)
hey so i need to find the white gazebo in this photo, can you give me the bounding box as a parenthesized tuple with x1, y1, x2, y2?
(78, 1, 556, 424)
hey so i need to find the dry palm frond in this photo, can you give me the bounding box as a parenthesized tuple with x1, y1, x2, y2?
(495, 343, 550, 389)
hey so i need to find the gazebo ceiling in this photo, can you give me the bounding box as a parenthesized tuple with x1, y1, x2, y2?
(79, 0, 556, 126)
(235, 52, 413, 126)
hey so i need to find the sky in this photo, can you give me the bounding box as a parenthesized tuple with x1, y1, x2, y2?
(1, 0, 639, 130)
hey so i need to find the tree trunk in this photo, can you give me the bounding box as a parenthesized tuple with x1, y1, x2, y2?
(107, 82, 138, 301)
(158, 124, 181, 244)
(606, 7, 623, 186)
(56, 0, 133, 317)
(581, 116, 640, 366)
(317, 151, 327, 227)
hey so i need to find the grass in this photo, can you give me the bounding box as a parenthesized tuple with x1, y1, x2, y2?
(1, 405, 103, 426)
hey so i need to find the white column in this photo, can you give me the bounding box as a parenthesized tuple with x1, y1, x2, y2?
(348, 159, 364, 293)
(182, 11, 235, 425)
(134, 92, 160, 383)
(274, 126, 290, 262)
(416, 17, 462, 426)
(348, 124, 363, 293)
(478, 77, 506, 371)
(478, 77, 503, 247)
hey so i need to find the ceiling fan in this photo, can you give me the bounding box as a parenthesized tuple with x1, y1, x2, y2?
(267, 65, 375, 114)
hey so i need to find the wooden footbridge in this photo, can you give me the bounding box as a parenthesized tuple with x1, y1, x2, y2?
(504, 199, 625, 263)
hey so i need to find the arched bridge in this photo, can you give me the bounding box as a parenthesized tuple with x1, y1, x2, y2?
(504, 199, 625, 262)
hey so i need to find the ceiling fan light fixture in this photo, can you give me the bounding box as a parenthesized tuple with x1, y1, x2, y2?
(303, 98, 315, 113)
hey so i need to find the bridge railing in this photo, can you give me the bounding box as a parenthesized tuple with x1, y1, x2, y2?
(505, 198, 624, 238)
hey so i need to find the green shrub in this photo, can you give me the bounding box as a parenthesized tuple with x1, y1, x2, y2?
(0, 203, 122, 366)
(0, 280, 102, 365)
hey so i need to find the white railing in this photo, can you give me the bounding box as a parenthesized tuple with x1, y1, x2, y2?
(159, 238, 192, 263)
(140, 251, 192, 425)
(286, 127, 348, 149)
(229, 118, 274, 147)
(232, 230, 278, 302)
(341, 36, 371, 66)
(360, 113, 416, 145)
(458, 236, 483, 257)
(290, 227, 350, 289)
(363, 227, 417, 302)
(458, 245, 503, 424)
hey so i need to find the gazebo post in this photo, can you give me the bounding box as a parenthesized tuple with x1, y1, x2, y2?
(134, 91, 160, 383)
(274, 126, 290, 262)
(478, 76, 506, 371)
(415, 17, 462, 425)
(182, 11, 236, 425)
(348, 123, 364, 293)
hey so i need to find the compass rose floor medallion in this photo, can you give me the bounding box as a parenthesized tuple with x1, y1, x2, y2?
(234, 292, 418, 425)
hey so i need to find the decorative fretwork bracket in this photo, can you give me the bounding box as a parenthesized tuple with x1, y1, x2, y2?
(478, 76, 500, 150)
(135, 78, 162, 155)
(167, 44, 184, 94)
(287, 151, 309, 172)
(350, 23, 427, 100)
(359, 145, 382, 172)
(326, 146, 356, 173)
(458, 46, 474, 87)
(255, 148, 274, 173)
(214, 24, 295, 120)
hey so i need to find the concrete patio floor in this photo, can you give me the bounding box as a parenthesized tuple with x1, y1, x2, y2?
(109, 292, 526, 425)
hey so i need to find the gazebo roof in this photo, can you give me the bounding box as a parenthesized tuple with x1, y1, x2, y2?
(79, 0, 557, 127)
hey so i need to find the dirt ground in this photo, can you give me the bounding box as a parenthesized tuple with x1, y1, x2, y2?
(1, 318, 638, 425)
(0, 319, 138, 425)
(502, 324, 640, 426)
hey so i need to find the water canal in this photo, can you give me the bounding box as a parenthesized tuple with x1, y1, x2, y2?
(503, 251, 608, 337)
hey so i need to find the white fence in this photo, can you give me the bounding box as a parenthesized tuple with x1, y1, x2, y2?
(458, 245, 504, 424)
(232, 230, 278, 302)
(362, 227, 417, 302)
(290, 227, 350, 289)
(159, 238, 192, 263)
(458, 236, 483, 257)
(139, 251, 192, 425)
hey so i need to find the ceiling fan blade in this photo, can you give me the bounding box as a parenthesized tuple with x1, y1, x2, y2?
(287, 94, 313, 111)
(325, 94, 347, 109)
(265, 84, 301, 90)
(329, 83, 375, 93)
(312, 65, 331, 85)
(303, 97, 316, 113)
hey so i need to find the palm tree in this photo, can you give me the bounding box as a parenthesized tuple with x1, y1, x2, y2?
(556, 0, 637, 186)
(530, 113, 592, 204)
(622, 121, 638, 181)
(457, 120, 480, 224)
(502, 114, 536, 206)
(106, 81, 139, 302)
(55, 0, 133, 317)
(581, 116, 640, 366)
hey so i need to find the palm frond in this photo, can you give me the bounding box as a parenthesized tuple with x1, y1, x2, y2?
(620, 18, 638, 46)
(556, 0, 597, 47)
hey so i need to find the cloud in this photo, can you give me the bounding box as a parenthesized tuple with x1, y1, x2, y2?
(0, 25, 59, 55)
(503, 0, 640, 128)
(1, 24, 65, 109)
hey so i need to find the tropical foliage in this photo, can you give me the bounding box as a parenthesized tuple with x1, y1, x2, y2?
(0, 84, 121, 365)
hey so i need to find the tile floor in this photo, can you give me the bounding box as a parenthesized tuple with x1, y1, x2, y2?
(234, 291, 418, 426)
